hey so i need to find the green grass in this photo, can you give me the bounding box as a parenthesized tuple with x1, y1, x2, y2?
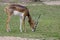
(0, 4, 60, 39)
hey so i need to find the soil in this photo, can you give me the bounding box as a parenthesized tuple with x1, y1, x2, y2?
(43, 1, 60, 5)
(0, 36, 40, 40)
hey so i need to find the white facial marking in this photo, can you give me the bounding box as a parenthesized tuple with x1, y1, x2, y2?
(32, 29, 34, 32)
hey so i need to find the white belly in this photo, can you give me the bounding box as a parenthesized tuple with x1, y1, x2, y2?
(13, 10, 24, 16)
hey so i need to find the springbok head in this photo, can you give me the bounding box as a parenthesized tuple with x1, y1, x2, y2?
(31, 14, 41, 32)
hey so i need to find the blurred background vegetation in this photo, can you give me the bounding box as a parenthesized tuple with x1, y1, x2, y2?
(0, 0, 60, 3)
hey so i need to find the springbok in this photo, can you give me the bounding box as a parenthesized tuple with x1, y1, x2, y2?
(4, 4, 40, 32)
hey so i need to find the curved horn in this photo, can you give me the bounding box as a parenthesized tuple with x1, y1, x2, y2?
(35, 14, 41, 27)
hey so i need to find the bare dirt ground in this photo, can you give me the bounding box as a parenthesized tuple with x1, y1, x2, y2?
(0, 36, 59, 40)
(0, 36, 41, 40)
(43, 1, 60, 5)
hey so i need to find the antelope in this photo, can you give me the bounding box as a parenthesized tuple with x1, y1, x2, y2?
(4, 4, 41, 32)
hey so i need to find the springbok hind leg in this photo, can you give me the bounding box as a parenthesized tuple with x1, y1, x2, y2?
(6, 15, 11, 32)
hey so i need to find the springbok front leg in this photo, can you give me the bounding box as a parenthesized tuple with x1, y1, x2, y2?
(6, 15, 11, 32)
(20, 13, 25, 32)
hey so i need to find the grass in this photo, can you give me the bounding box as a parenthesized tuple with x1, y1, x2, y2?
(0, 4, 60, 39)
